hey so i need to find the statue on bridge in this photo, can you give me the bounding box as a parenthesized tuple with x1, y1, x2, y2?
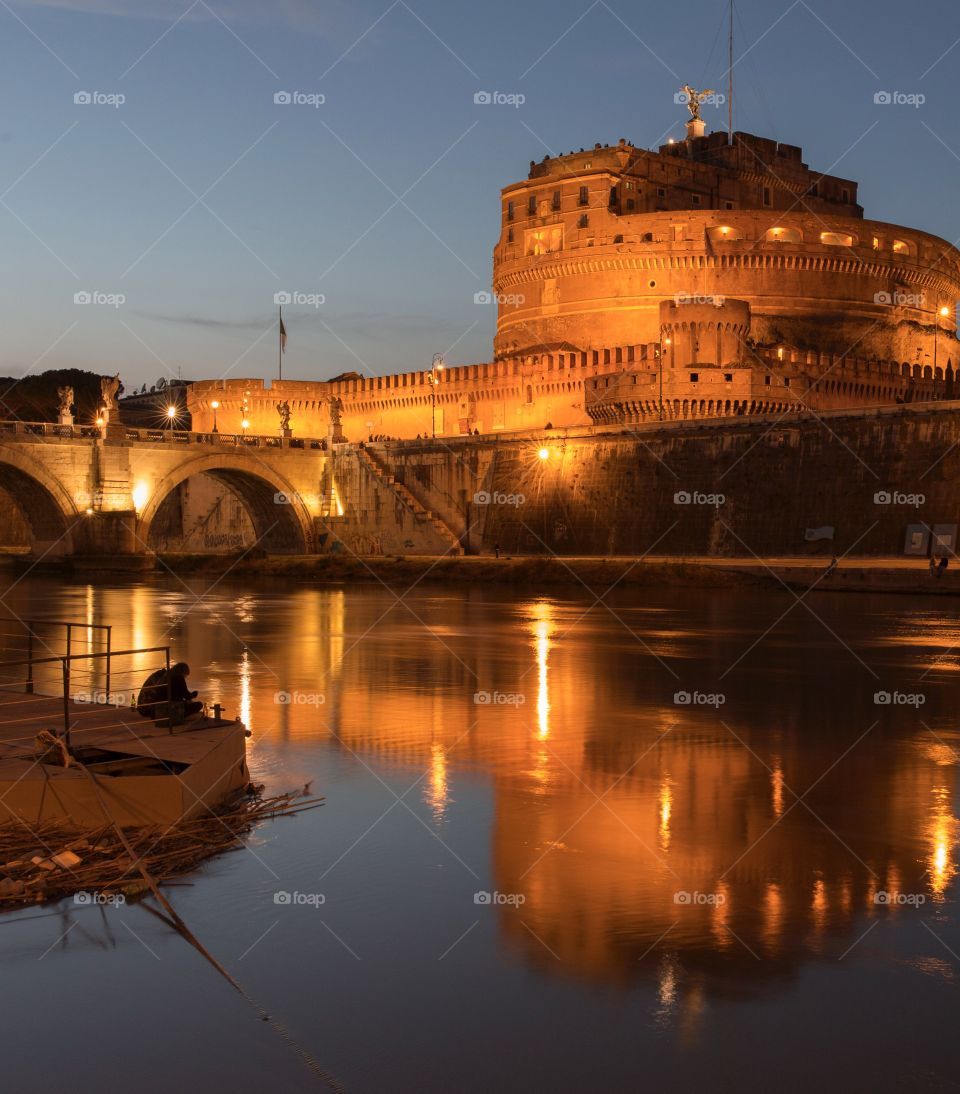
(100, 374, 121, 412)
(276, 400, 292, 435)
(57, 385, 74, 425)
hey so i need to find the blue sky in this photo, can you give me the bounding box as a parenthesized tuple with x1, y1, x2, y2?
(1, 0, 959, 389)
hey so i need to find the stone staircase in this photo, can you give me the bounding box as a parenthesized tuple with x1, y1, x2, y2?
(357, 446, 464, 555)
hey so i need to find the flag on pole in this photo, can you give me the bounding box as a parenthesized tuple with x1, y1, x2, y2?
(279, 309, 288, 353)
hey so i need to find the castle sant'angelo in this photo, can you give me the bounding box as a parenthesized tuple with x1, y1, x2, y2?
(186, 90, 960, 442)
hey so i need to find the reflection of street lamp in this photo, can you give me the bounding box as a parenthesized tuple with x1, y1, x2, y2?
(211, 399, 219, 433)
(658, 330, 671, 421)
(429, 353, 444, 438)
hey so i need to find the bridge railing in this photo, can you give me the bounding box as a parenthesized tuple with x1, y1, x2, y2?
(0, 420, 330, 449)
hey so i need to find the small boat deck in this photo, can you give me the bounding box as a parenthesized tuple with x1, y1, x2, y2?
(0, 690, 249, 828)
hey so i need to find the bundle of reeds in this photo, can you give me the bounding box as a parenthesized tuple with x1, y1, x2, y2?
(0, 786, 323, 909)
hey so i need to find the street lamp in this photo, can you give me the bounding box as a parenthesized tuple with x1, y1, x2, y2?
(934, 302, 952, 395)
(166, 405, 176, 434)
(429, 353, 444, 438)
(241, 418, 250, 434)
(658, 331, 671, 421)
(211, 399, 219, 433)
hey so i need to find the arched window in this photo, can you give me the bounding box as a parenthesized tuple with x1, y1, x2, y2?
(820, 231, 854, 246)
(764, 227, 801, 243)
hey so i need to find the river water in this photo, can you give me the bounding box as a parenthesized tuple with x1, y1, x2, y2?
(2, 575, 959, 1092)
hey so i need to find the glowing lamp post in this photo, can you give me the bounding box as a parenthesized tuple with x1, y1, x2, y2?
(538, 447, 550, 461)
(166, 405, 176, 434)
(429, 353, 444, 438)
(658, 332, 672, 421)
(211, 399, 219, 433)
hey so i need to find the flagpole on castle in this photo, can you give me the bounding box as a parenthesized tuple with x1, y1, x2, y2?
(278, 304, 286, 382)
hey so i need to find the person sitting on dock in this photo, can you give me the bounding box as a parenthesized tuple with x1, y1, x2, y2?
(136, 663, 203, 721)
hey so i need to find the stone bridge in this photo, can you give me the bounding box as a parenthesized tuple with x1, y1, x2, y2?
(0, 422, 333, 559)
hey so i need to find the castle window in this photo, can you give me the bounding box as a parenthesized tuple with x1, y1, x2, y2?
(625, 181, 634, 190)
(724, 373, 733, 382)
(525, 385, 533, 404)
(578, 214, 589, 228)
(613, 234, 623, 243)
(507, 201, 514, 221)
(872, 236, 880, 250)
(583, 161, 591, 169)
(626, 199, 634, 210)
(690, 373, 699, 383)
(724, 201, 734, 209)
(552, 190, 561, 211)
(578, 186, 589, 206)
(765, 227, 801, 243)
(841, 188, 850, 203)
(763, 186, 772, 206)
(892, 239, 910, 255)
(765, 375, 771, 385)
(821, 231, 854, 246)
(507, 227, 514, 243)
(641, 232, 653, 243)
(527, 194, 537, 215)
(525, 225, 563, 255)
(692, 194, 701, 205)
(657, 187, 666, 198)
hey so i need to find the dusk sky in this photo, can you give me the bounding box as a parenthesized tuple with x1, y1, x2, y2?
(1, 0, 959, 389)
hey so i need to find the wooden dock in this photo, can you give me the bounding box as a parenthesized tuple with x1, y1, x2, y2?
(0, 690, 249, 828)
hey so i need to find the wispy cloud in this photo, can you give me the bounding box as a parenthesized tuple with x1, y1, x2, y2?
(135, 308, 466, 342)
(8, 0, 339, 31)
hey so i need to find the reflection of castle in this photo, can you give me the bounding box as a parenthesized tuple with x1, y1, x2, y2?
(319, 597, 959, 1006)
(188, 109, 960, 440)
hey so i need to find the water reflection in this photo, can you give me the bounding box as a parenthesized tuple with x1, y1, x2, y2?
(6, 580, 959, 1010)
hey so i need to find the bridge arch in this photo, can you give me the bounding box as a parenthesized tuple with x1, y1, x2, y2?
(0, 444, 80, 556)
(138, 453, 314, 554)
